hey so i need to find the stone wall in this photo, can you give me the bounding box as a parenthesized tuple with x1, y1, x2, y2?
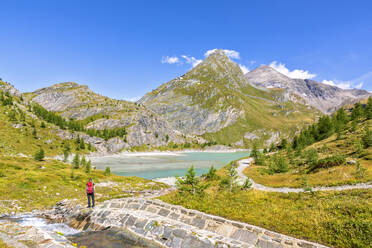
(52, 198, 328, 248)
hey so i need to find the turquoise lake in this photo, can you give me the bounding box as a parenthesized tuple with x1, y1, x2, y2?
(91, 152, 250, 179)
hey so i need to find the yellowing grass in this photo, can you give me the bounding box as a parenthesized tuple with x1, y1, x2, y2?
(160, 189, 372, 248)
(0, 156, 167, 213)
(244, 160, 372, 188)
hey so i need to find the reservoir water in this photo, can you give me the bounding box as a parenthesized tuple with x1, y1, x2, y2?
(91, 152, 250, 179)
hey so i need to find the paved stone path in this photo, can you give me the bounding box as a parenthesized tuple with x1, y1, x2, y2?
(237, 158, 372, 193)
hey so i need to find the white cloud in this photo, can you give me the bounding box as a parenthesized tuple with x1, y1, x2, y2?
(321, 72, 370, 90)
(321, 79, 359, 90)
(269, 61, 317, 79)
(124, 96, 141, 102)
(161, 56, 179, 64)
(204, 49, 240, 59)
(321, 80, 335, 86)
(181, 55, 202, 67)
(239, 64, 249, 74)
(355, 82, 364, 89)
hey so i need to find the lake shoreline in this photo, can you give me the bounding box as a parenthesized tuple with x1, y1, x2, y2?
(88, 148, 250, 159)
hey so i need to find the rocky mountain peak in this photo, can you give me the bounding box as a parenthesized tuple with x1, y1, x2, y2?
(245, 65, 372, 113)
(245, 65, 292, 88)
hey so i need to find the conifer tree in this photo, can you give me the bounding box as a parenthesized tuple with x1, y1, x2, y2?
(73, 154, 80, 169)
(85, 160, 91, 173)
(34, 147, 45, 161)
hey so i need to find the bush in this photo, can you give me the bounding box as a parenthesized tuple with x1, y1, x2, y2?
(241, 178, 252, 190)
(308, 155, 346, 172)
(255, 152, 266, 166)
(305, 148, 318, 166)
(269, 155, 289, 173)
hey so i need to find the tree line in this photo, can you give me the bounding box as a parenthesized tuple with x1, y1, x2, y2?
(31, 103, 127, 141)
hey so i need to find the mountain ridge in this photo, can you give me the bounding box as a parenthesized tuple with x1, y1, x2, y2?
(245, 65, 371, 113)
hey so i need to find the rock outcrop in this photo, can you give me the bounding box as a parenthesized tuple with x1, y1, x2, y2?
(0, 81, 21, 97)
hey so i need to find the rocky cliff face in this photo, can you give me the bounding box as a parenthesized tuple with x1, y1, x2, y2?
(245, 66, 371, 114)
(27, 82, 186, 151)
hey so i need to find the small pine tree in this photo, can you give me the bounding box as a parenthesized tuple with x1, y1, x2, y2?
(80, 139, 85, 150)
(365, 97, 372, 119)
(351, 102, 364, 120)
(176, 166, 201, 195)
(306, 148, 318, 166)
(34, 147, 45, 161)
(204, 165, 218, 180)
(73, 154, 80, 169)
(63, 149, 69, 162)
(104, 166, 111, 176)
(165, 134, 169, 142)
(227, 164, 238, 192)
(250, 142, 259, 160)
(354, 140, 363, 157)
(40, 122, 46, 128)
(85, 160, 91, 173)
(70, 169, 74, 179)
(80, 156, 86, 167)
(362, 127, 372, 148)
(356, 160, 367, 179)
(32, 127, 37, 138)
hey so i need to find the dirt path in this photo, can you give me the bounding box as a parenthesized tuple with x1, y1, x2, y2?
(237, 158, 372, 193)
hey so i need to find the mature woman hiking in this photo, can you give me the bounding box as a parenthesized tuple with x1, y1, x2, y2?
(86, 178, 95, 208)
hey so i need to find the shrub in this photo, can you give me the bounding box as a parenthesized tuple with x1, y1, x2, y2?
(255, 152, 266, 166)
(241, 178, 252, 190)
(269, 155, 289, 173)
(308, 155, 346, 172)
(305, 148, 318, 166)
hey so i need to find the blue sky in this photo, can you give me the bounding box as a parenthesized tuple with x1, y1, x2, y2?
(0, 0, 371, 100)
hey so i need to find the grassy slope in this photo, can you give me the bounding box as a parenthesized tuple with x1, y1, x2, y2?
(0, 156, 167, 213)
(160, 118, 372, 247)
(0, 95, 91, 157)
(245, 119, 372, 187)
(160, 188, 372, 248)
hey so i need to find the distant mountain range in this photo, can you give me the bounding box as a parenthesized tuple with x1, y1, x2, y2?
(1, 50, 370, 154)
